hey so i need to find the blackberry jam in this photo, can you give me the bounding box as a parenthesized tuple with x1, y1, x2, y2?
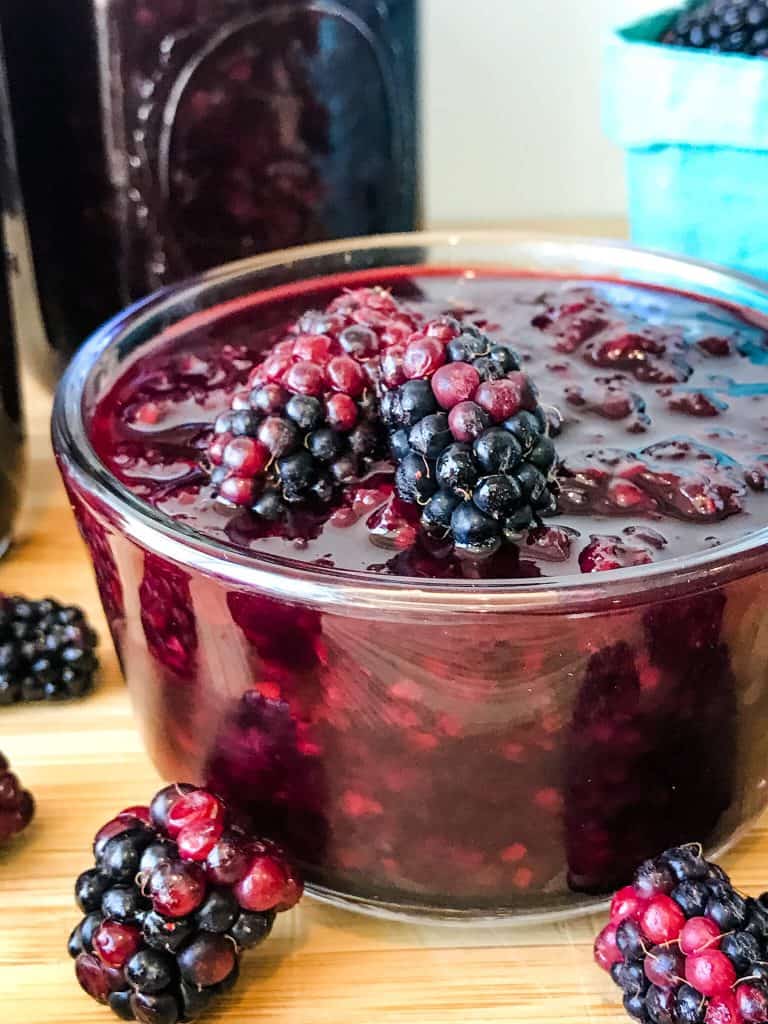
(54, 237, 768, 920)
(1, 0, 418, 378)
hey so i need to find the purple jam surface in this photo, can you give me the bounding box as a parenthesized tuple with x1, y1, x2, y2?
(90, 268, 768, 579)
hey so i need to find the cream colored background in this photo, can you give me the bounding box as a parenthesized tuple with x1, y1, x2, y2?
(422, 0, 666, 223)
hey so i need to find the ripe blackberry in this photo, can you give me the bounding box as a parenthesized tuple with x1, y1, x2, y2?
(380, 317, 559, 557)
(0, 750, 34, 843)
(661, 0, 768, 55)
(70, 784, 302, 1021)
(0, 594, 99, 704)
(595, 846, 768, 1024)
(206, 288, 421, 516)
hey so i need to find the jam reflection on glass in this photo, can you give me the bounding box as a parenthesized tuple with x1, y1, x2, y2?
(0, 219, 22, 553)
(0, 37, 23, 553)
(72, 268, 768, 914)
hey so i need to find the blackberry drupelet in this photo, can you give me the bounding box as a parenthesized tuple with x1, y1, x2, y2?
(594, 845, 768, 1024)
(69, 784, 302, 1021)
(0, 595, 99, 704)
(380, 316, 559, 556)
(206, 287, 422, 517)
(662, 0, 768, 55)
(0, 750, 34, 843)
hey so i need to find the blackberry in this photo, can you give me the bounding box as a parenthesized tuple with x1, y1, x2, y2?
(706, 884, 748, 930)
(645, 985, 677, 1024)
(421, 489, 461, 535)
(0, 750, 35, 843)
(100, 829, 155, 882)
(229, 909, 275, 949)
(205, 287, 418, 516)
(738, 984, 768, 1022)
(616, 919, 647, 961)
(623, 990, 650, 1022)
(125, 950, 174, 993)
(633, 858, 676, 898)
(671, 880, 710, 917)
(661, 0, 768, 55)
(594, 846, 768, 1024)
(195, 889, 239, 933)
(109, 991, 135, 1021)
(77, 868, 113, 913)
(0, 594, 98, 703)
(675, 984, 706, 1024)
(101, 886, 151, 925)
(745, 896, 768, 938)
(660, 846, 709, 883)
(747, 962, 768, 985)
(611, 959, 648, 994)
(381, 316, 559, 556)
(720, 930, 761, 973)
(70, 784, 303, 1021)
(142, 913, 195, 955)
(395, 452, 437, 504)
(645, 946, 684, 989)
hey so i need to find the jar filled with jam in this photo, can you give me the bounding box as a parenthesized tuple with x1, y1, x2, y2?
(1, 0, 419, 378)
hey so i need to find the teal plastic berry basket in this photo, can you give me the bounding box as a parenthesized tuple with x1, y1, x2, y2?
(604, 8, 768, 278)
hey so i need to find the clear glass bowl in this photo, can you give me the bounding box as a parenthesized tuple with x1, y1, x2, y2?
(52, 231, 768, 923)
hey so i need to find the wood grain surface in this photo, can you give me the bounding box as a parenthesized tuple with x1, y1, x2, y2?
(4, 262, 768, 1022)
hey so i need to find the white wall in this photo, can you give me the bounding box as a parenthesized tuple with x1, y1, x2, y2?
(422, 0, 667, 224)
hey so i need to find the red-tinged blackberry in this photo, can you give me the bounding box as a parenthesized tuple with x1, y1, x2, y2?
(381, 316, 560, 556)
(0, 594, 98, 704)
(0, 750, 35, 843)
(680, 917, 721, 956)
(70, 783, 303, 1022)
(206, 287, 422, 517)
(661, 1, 768, 56)
(737, 983, 768, 1022)
(644, 946, 685, 988)
(594, 845, 768, 1024)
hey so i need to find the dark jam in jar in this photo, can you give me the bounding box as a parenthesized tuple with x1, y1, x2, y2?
(92, 270, 768, 575)
(77, 268, 768, 915)
(1, 0, 419, 374)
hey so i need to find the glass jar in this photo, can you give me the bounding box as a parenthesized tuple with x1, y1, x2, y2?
(1, 0, 419, 379)
(0, 30, 24, 555)
(52, 233, 768, 922)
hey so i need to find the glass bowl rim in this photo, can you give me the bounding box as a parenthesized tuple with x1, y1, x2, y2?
(51, 229, 768, 615)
